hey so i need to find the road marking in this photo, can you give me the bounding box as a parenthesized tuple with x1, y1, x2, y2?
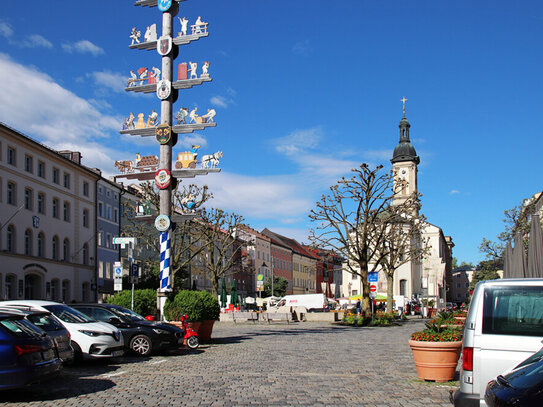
(101, 371, 126, 378)
(149, 359, 167, 365)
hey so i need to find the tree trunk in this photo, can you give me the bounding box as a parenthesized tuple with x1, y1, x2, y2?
(386, 273, 394, 312)
(211, 277, 219, 297)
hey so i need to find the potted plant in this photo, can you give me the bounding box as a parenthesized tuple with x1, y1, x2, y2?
(164, 290, 220, 342)
(409, 316, 463, 382)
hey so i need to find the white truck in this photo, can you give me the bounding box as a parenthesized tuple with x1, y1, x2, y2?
(272, 294, 328, 312)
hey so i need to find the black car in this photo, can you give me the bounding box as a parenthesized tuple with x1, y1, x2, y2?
(72, 304, 183, 356)
(0, 306, 74, 363)
(485, 348, 543, 407)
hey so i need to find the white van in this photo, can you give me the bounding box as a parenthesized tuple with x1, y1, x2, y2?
(453, 279, 543, 406)
(273, 294, 328, 312)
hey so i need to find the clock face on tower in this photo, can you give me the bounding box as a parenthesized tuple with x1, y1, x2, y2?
(399, 169, 408, 180)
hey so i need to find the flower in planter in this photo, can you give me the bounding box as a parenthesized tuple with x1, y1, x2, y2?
(411, 319, 462, 342)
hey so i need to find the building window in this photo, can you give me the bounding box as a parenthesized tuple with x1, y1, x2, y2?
(52, 236, 59, 260)
(7, 182, 16, 205)
(98, 186, 102, 195)
(106, 205, 111, 220)
(7, 147, 15, 166)
(114, 193, 118, 201)
(24, 155, 33, 173)
(38, 161, 45, 178)
(83, 209, 89, 227)
(63, 173, 70, 189)
(24, 229, 32, 256)
(99, 261, 104, 278)
(400, 279, 407, 296)
(98, 230, 103, 246)
(7, 225, 15, 253)
(37, 232, 45, 257)
(83, 182, 89, 197)
(52, 198, 59, 218)
(98, 202, 103, 217)
(24, 188, 33, 210)
(37, 193, 45, 214)
(82, 243, 89, 265)
(63, 239, 70, 261)
(114, 208, 118, 223)
(52, 168, 59, 184)
(106, 189, 111, 198)
(63, 202, 70, 222)
(106, 234, 111, 248)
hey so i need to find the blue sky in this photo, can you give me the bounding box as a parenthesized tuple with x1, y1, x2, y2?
(1, 0, 542, 265)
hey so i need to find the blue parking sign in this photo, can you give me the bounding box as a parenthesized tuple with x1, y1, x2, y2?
(368, 272, 378, 283)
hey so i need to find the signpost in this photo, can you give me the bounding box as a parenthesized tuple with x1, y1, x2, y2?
(114, 262, 123, 291)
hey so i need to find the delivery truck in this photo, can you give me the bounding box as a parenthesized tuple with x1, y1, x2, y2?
(272, 293, 328, 312)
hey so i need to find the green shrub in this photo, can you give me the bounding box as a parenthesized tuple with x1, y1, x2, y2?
(106, 289, 157, 316)
(341, 313, 371, 327)
(372, 311, 396, 326)
(163, 290, 220, 322)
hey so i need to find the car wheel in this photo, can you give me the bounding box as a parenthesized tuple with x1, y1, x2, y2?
(69, 341, 83, 365)
(186, 335, 199, 349)
(130, 334, 152, 356)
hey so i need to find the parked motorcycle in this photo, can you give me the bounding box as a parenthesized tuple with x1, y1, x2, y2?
(179, 314, 199, 349)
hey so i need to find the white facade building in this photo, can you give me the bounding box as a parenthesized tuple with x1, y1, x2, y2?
(0, 123, 99, 302)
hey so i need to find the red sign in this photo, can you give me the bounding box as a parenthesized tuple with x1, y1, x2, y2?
(370, 285, 377, 292)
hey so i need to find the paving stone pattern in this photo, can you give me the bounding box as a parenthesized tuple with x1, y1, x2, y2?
(0, 319, 456, 406)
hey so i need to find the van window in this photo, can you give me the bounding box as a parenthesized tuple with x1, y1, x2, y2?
(483, 286, 543, 337)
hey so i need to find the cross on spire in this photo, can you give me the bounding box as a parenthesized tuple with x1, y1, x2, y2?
(401, 97, 408, 117)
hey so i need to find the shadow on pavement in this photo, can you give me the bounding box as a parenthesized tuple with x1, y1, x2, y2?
(0, 375, 115, 402)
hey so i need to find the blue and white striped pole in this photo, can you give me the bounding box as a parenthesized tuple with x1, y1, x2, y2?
(159, 230, 172, 292)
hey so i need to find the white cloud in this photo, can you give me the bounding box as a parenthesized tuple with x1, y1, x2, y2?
(0, 53, 122, 169)
(273, 127, 323, 155)
(210, 95, 233, 108)
(292, 39, 312, 55)
(87, 70, 126, 93)
(62, 40, 104, 56)
(21, 34, 53, 48)
(450, 190, 461, 195)
(0, 22, 14, 38)
(177, 134, 208, 150)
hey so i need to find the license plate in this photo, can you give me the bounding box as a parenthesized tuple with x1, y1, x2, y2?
(112, 350, 124, 357)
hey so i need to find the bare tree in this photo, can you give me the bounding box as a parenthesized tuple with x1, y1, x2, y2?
(372, 196, 430, 311)
(194, 208, 245, 296)
(122, 182, 212, 289)
(309, 164, 395, 313)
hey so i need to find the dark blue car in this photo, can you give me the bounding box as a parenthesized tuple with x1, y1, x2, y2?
(485, 347, 543, 406)
(0, 312, 62, 390)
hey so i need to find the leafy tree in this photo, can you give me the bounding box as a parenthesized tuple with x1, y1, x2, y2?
(309, 164, 425, 314)
(469, 260, 500, 291)
(459, 261, 474, 268)
(262, 276, 288, 297)
(451, 257, 458, 269)
(479, 198, 538, 261)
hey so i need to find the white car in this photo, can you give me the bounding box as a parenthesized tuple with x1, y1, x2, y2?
(0, 300, 124, 361)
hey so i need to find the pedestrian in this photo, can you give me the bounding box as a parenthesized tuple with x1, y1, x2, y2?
(356, 300, 361, 315)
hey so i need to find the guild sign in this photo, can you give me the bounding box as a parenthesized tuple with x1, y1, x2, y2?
(156, 79, 171, 100)
(155, 124, 171, 144)
(157, 0, 172, 12)
(155, 169, 171, 189)
(155, 214, 171, 232)
(157, 35, 172, 56)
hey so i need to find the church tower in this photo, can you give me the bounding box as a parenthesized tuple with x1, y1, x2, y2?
(391, 98, 420, 210)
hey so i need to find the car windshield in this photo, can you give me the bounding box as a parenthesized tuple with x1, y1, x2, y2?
(44, 304, 95, 323)
(109, 307, 146, 321)
(505, 356, 543, 389)
(26, 313, 65, 331)
(1, 317, 45, 337)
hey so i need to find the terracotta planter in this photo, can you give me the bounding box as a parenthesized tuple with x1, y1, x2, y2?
(187, 320, 215, 342)
(428, 308, 437, 317)
(408, 340, 462, 382)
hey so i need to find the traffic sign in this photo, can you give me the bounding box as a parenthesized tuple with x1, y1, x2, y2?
(368, 272, 378, 283)
(257, 274, 263, 281)
(256, 281, 264, 287)
(370, 284, 377, 292)
(112, 237, 136, 246)
(369, 292, 377, 299)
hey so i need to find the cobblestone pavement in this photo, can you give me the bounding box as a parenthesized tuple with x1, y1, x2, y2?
(0, 319, 457, 406)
